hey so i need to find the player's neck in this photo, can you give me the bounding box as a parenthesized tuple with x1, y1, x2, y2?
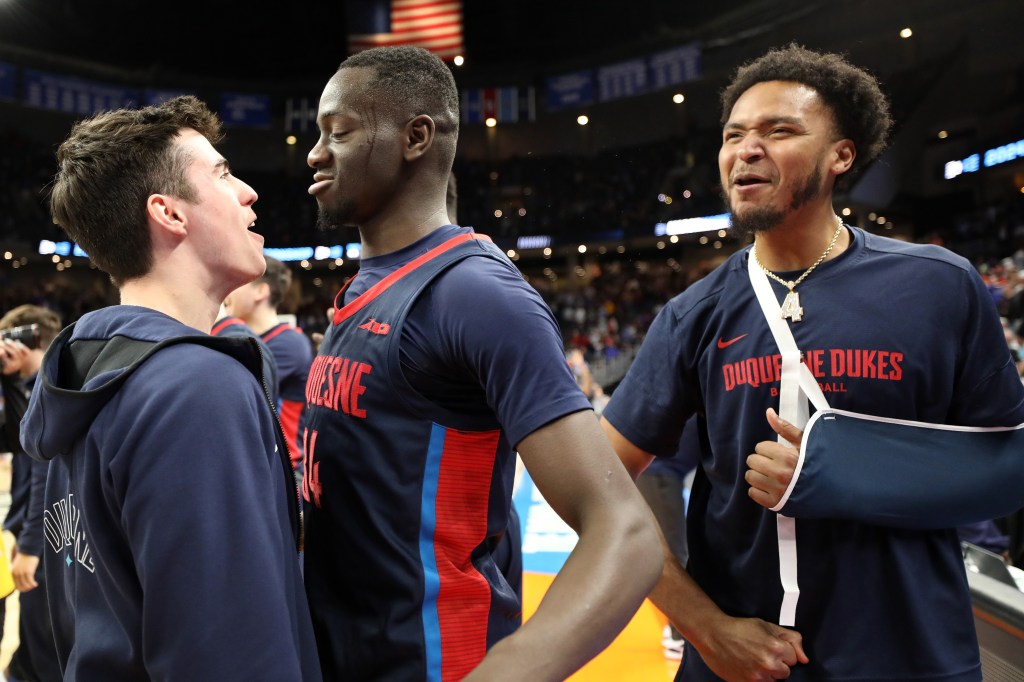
(119, 276, 220, 334)
(358, 201, 451, 260)
(249, 307, 283, 336)
(752, 204, 848, 272)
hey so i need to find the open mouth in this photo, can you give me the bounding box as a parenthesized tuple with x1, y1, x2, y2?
(733, 175, 769, 188)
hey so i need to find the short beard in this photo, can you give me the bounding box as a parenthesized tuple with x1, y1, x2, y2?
(728, 205, 786, 237)
(315, 202, 356, 232)
(726, 162, 825, 237)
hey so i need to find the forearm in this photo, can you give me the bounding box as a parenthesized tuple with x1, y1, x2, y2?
(468, 502, 661, 681)
(649, 532, 811, 681)
(647, 534, 726, 650)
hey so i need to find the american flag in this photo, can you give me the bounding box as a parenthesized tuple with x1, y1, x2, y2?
(347, 0, 464, 60)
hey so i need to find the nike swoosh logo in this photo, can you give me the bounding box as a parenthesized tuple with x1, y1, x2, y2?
(717, 334, 748, 349)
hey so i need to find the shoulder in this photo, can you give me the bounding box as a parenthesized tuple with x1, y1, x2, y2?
(433, 251, 545, 311)
(659, 249, 746, 323)
(264, 324, 313, 353)
(412, 250, 565, 362)
(213, 317, 247, 336)
(109, 342, 267, 451)
(133, 341, 259, 392)
(860, 230, 974, 273)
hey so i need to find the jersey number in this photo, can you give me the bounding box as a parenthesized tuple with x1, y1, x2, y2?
(302, 427, 322, 508)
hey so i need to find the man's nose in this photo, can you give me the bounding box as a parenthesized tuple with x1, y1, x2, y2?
(737, 135, 765, 162)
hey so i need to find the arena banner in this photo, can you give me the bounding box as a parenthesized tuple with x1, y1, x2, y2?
(545, 70, 595, 112)
(219, 92, 271, 129)
(597, 58, 648, 103)
(648, 42, 702, 89)
(545, 41, 702, 110)
(461, 86, 535, 124)
(285, 97, 318, 134)
(22, 69, 139, 115)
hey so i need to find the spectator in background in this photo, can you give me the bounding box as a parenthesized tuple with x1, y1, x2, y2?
(20, 95, 320, 680)
(212, 301, 280, 404)
(225, 255, 313, 472)
(994, 317, 1024, 568)
(1001, 316, 1024, 382)
(567, 346, 609, 415)
(0, 304, 63, 682)
(566, 347, 596, 402)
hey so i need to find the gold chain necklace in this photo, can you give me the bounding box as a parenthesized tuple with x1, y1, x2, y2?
(750, 214, 844, 323)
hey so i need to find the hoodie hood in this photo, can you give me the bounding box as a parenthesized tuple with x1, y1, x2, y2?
(21, 306, 259, 462)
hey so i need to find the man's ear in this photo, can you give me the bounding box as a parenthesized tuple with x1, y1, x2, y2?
(254, 281, 272, 305)
(147, 194, 187, 237)
(404, 114, 435, 161)
(831, 139, 856, 177)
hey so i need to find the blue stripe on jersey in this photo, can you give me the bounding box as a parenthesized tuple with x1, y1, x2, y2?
(419, 423, 446, 682)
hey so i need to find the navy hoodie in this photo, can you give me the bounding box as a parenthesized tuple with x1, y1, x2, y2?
(20, 306, 321, 681)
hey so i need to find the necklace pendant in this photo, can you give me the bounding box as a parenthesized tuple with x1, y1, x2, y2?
(780, 290, 804, 322)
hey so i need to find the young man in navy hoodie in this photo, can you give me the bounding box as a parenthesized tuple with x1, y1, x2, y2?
(20, 95, 321, 681)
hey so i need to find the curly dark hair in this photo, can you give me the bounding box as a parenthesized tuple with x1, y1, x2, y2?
(720, 43, 893, 189)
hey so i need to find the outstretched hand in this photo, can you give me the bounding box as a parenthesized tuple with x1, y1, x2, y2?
(745, 408, 804, 509)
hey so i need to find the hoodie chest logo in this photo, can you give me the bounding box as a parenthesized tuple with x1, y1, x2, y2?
(43, 493, 95, 574)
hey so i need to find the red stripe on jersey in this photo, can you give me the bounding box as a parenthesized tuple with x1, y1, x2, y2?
(279, 399, 304, 465)
(262, 323, 300, 343)
(211, 317, 245, 336)
(434, 428, 499, 680)
(333, 232, 492, 326)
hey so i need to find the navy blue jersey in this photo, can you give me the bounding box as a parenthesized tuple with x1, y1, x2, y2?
(212, 315, 280, 404)
(302, 226, 590, 681)
(603, 227, 1024, 681)
(262, 322, 313, 467)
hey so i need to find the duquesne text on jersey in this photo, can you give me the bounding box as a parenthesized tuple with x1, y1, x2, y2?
(305, 354, 372, 417)
(723, 348, 904, 391)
